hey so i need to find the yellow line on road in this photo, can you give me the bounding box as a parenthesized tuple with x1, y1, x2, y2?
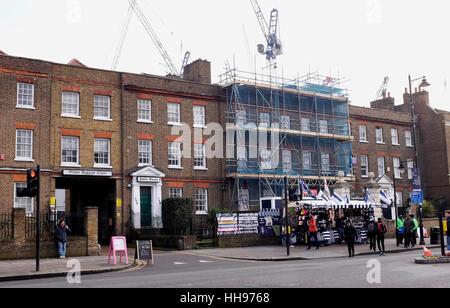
(173, 251, 257, 263)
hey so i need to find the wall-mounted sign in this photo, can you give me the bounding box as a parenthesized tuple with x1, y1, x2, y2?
(412, 168, 421, 190)
(63, 170, 112, 177)
(137, 177, 160, 183)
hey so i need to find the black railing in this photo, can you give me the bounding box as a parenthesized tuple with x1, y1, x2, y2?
(25, 211, 85, 240)
(0, 212, 12, 242)
(191, 215, 217, 245)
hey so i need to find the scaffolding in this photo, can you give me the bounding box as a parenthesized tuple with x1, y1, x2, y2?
(220, 67, 354, 211)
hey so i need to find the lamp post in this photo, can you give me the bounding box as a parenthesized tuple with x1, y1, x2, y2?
(408, 75, 430, 246)
(391, 161, 406, 247)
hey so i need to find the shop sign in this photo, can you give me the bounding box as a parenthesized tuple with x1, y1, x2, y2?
(63, 170, 112, 177)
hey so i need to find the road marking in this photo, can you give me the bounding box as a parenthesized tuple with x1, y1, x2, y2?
(174, 251, 257, 263)
(199, 260, 213, 263)
(174, 262, 187, 265)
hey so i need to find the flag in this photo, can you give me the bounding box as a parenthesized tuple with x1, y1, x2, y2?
(345, 194, 350, 205)
(317, 190, 329, 202)
(365, 189, 374, 204)
(324, 178, 331, 201)
(380, 190, 392, 205)
(332, 192, 344, 205)
(299, 177, 317, 199)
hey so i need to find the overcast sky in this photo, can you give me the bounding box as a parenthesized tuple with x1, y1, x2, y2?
(1, 0, 450, 111)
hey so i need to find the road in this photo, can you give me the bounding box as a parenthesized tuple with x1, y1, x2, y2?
(0, 249, 448, 288)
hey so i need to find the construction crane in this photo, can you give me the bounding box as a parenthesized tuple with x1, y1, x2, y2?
(375, 76, 390, 101)
(112, 0, 189, 76)
(250, 0, 283, 61)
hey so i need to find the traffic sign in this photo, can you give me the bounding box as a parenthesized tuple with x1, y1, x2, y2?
(411, 190, 423, 205)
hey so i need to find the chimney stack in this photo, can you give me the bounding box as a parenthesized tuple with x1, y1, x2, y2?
(183, 59, 211, 84)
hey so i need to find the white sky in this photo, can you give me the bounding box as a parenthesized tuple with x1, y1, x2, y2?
(1, 0, 450, 111)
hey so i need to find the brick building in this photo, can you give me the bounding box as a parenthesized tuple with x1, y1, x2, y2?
(349, 93, 415, 217)
(395, 89, 450, 203)
(0, 53, 226, 242)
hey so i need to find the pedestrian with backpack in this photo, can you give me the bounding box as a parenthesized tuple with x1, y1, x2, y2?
(376, 218, 387, 256)
(404, 214, 416, 248)
(367, 219, 377, 252)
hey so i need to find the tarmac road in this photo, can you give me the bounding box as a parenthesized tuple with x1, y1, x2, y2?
(0, 248, 448, 288)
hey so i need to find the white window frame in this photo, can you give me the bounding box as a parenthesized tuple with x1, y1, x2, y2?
(319, 120, 328, 134)
(376, 127, 384, 144)
(167, 103, 181, 125)
(94, 138, 111, 168)
(138, 139, 153, 166)
(321, 152, 330, 172)
(15, 129, 34, 162)
(361, 155, 369, 177)
(396, 191, 403, 207)
(301, 118, 310, 132)
(377, 156, 385, 176)
(61, 91, 80, 118)
(14, 182, 34, 217)
(61, 136, 80, 167)
(393, 157, 402, 179)
(405, 130, 413, 147)
(407, 159, 414, 180)
(193, 105, 206, 128)
(282, 150, 292, 173)
(168, 142, 182, 169)
(16, 82, 35, 109)
(194, 143, 207, 170)
(280, 115, 290, 130)
(303, 151, 312, 170)
(93, 95, 111, 121)
(236, 110, 246, 126)
(137, 99, 152, 123)
(259, 113, 270, 128)
(195, 188, 208, 214)
(359, 125, 367, 142)
(169, 187, 183, 198)
(391, 128, 399, 145)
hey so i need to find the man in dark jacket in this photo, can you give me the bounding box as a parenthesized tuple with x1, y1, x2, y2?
(335, 216, 345, 245)
(404, 215, 415, 249)
(55, 220, 70, 259)
(344, 220, 357, 257)
(367, 219, 377, 252)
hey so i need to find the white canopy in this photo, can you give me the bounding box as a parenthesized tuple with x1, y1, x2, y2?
(289, 198, 388, 210)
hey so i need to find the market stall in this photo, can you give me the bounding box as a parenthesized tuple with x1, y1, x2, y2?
(290, 199, 388, 246)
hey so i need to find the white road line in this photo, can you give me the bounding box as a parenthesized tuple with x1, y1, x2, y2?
(174, 262, 187, 265)
(199, 260, 213, 263)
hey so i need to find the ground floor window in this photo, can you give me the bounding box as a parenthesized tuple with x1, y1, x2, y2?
(14, 182, 33, 216)
(169, 187, 183, 198)
(195, 189, 208, 214)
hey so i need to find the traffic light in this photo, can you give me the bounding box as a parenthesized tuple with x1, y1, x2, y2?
(26, 168, 39, 197)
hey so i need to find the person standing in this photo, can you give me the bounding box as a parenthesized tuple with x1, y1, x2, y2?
(55, 220, 70, 259)
(404, 215, 415, 248)
(344, 220, 357, 257)
(376, 218, 387, 256)
(335, 215, 345, 245)
(307, 213, 320, 250)
(411, 215, 419, 246)
(446, 210, 450, 251)
(397, 215, 405, 245)
(367, 219, 377, 252)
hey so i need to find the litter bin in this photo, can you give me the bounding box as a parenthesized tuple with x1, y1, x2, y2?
(430, 227, 441, 245)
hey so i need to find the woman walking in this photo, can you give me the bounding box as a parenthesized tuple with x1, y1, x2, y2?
(344, 220, 357, 257)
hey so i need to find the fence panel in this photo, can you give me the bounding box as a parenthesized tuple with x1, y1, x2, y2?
(25, 211, 85, 240)
(0, 212, 12, 242)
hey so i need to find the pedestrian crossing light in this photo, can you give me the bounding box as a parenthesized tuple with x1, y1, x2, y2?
(26, 168, 39, 198)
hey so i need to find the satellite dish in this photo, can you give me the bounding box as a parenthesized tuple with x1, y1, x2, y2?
(257, 44, 265, 55)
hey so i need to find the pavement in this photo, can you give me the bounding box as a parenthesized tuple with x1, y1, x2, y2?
(0, 247, 142, 282)
(188, 238, 443, 261)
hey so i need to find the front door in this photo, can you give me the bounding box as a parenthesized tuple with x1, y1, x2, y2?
(140, 186, 152, 228)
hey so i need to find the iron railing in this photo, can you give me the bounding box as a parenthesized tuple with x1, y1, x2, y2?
(0, 212, 12, 242)
(25, 211, 85, 240)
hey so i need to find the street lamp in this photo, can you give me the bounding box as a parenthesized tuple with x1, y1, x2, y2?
(391, 161, 406, 247)
(408, 75, 430, 246)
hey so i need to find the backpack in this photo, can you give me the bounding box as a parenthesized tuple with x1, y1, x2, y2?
(368, 222, 375, 233)
(378, 223, 387, 234)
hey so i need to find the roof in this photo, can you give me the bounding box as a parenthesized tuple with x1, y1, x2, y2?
(0, 50, 7, 55)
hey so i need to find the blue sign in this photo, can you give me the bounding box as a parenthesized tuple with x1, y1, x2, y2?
(412, 168, 421, 190)
(411, 190, 423, 205)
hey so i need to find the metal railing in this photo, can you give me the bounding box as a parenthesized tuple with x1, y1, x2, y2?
(0, 212, 12, 242)
(25, 211, 85, 240)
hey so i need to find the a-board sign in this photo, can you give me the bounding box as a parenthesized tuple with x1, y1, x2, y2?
(135, 240, 154, 264)
(108, 236, 129, 265)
